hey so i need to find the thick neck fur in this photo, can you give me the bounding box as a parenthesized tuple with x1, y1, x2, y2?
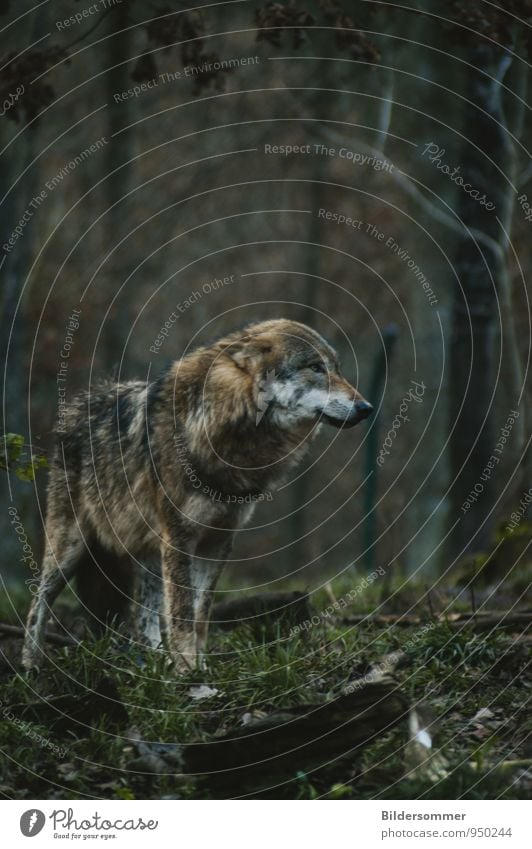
(159, 345, 314, 495)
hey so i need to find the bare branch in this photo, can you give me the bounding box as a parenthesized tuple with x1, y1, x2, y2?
(517, 160, 532, 188)
(318, 125, 505, 261)
(375, 68, 394, 153)
(62, 5, 117, 51)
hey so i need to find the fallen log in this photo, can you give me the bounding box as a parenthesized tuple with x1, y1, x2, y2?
(339, 611, 532, 631)
(128, 679, 408, 797)
(0, 592, 310, 646)
(454, 612, 532, 632)
(211, 590, 311, 631)
(6, 676, 128, 734)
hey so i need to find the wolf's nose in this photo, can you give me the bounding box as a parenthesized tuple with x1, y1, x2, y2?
(355, 400, 373, 419)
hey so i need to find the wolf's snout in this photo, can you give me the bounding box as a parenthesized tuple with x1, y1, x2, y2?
(321, 396, 373, 428)
(355, 400, 373, 420)
(342, 398, 373, 427)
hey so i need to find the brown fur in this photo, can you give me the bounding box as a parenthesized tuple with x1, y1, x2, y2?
(23, 319, 371, 671)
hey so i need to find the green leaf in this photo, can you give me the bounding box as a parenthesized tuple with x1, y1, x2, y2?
(1, 434, 47, 481)
(4, 432, 24, 462)
(15, 464, 36, 482)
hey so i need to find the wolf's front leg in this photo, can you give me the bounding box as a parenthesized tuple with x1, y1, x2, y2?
(133, 560, 163, 650)
(192, 560, 223, 668)
(160, 537, 197, 671)
(192, 532, 233, 667)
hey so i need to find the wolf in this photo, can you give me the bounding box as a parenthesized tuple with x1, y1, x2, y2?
(22, 319, 372, 672)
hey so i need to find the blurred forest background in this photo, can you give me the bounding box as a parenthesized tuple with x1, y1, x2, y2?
(1, 0, 530, 598)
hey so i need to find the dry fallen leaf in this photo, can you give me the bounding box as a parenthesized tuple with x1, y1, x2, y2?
(57, 762, 78, 781)
(405, 707, 448, 782)
(472, 707, 495, 722)
(188, 685, 219, 701)
(241, 709, 268, 726)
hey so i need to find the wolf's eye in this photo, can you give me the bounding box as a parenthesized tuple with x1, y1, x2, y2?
(308, 362, 326, 373)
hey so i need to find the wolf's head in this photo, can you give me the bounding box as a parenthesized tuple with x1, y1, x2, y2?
(223, 319, 373, 431)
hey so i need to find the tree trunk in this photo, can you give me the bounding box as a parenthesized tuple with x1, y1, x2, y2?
(448, 45, 522, 559)
(0, 8, 48, 582)
(102, 3, 136, 370)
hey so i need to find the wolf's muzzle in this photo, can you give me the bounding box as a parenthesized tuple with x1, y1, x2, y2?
(354, 400, 373, 420)
(323, 399, 373, 428)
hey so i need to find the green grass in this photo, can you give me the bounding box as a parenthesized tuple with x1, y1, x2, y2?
(0, 584, 530, 800)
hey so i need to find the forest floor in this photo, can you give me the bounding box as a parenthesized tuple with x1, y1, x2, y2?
(0, 572, 530, 800)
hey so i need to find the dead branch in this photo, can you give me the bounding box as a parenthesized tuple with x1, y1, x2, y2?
(0, 622, 76, 646)
(211, 591, 311, 631)
(339, 611, 532, 631)
(129, 679, 408, 796)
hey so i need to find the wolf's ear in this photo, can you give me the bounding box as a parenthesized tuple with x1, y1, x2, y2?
(225, 336, 272, 370)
